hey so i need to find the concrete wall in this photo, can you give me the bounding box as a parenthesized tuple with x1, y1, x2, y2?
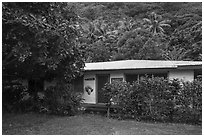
(168, 69, 194, 82)
(83, 73, 96, 104)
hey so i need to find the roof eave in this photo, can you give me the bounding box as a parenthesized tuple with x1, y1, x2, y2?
(84, 66, 178, 72)
(177, 64, 202, 70)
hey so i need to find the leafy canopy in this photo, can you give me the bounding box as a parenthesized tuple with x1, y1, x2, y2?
(2, 2, 85, 81)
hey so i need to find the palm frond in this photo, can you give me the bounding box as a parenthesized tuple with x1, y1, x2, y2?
(160, 23, 171, 27)
(158, 27, 165, 33)
(160, 20, 171, 24)
(143, 18, 151, 24)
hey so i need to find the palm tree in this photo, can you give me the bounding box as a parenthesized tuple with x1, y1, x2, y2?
(117, 18, 138, 32)
(93, 19, 109, 41)
(79, 17, 114, 42)
(143, 12, 171, 36)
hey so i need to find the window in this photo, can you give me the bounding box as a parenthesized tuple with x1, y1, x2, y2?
(111, 78, 123, 83)
(139, 73, 167, 79)
(126, 74, 138, 84)
(152, 73, 167, 78)
(126, 73, 167, 84)
(139, 74, 152, 79)
(194, 69, 202, 79)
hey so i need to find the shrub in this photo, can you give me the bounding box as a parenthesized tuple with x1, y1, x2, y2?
(130, 76, 172, 121)
(174, 78, 202, 124)
(102, 81, 131, 118)
(43, 82, 84, 116)
(3, 79, 84, 116)
(2, 80, 28, 113)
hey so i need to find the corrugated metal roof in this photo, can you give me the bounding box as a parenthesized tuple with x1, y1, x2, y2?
(84, 60, 202, 71)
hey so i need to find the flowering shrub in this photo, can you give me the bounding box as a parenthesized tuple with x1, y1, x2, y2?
(102, 76, 202, 124)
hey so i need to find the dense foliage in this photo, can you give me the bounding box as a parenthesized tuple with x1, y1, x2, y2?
(3, 2, 84, 82)
(74, 2, 202, 62)
(102, 77, 202, 124)
(2, 2, 85, 112)
(42, 83, 84, 115)
(2, 81, 84, 115)
(3, 2, 201, 81)
(2, 80, 28, 112)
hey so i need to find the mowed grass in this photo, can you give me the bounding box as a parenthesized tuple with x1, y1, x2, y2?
(2, 112, 202, 135)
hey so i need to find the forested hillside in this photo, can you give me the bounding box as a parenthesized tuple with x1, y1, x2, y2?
(2, 2, 202, 82)
(73, 2, 202, 62)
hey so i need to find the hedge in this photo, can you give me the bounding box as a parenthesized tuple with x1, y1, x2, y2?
(102, 76, 202, 124)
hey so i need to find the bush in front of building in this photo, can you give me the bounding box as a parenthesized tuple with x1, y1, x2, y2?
(2, 80, 27, 113)
(3, 80, 84, 116)
(102, 81, 132, 118)
(173, 78, 202, 124)
(130, 77, 172, 121)
(42, 82, 84, 116)
(102, 76, 202, 124)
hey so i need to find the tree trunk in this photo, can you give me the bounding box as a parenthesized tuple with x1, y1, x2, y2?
(107, 107, 110, 118)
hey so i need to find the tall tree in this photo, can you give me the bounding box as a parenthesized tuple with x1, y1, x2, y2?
(2, 2, 84, 86)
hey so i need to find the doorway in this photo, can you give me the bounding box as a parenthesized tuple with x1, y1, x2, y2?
(97, 74, 110, 103)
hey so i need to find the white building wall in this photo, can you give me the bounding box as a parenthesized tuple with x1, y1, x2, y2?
(83, 73, 96, 104)
(168, 69, 194, 82)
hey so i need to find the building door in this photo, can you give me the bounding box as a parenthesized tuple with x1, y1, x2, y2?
(97, 74, 110, 103)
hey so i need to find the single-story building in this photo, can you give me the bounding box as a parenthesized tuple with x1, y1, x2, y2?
(18, 60, 201, 105)
(82, 60, 202, 104)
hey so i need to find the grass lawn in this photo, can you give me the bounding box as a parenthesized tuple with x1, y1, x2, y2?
(2, 112, 202, 135)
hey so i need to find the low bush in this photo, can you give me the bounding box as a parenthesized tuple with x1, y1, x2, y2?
(102, 76, 202, 124)
(3, 80, 84, 116)
(2, 80, 27, 113)
(42, 82, 84, 116)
